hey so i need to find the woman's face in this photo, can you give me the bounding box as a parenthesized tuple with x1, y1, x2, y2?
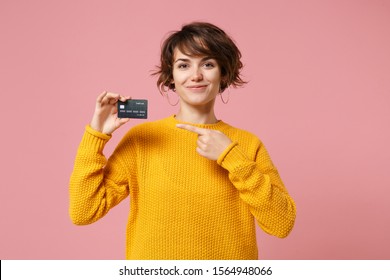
(172, 48, 222, 108)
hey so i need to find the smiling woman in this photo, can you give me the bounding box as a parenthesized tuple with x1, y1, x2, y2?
(172, 50, 222, 122)
(69, 22, 296, 260)
(155, 22, 245, 93)
(153, 22, 246, 124)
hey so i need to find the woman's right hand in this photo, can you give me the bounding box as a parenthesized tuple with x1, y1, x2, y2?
(90, 91, 131, 135)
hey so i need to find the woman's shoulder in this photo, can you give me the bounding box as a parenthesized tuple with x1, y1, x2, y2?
(223, 121, 262, 143)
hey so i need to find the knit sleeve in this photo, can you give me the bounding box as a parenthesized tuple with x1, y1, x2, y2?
(217, 141, 296, 238)
(69, 125, 131, 225)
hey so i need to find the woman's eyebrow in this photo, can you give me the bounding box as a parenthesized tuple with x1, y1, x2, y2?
(174, 58, 190, 63)
(200, 56, 215, 62)
(174, 57, 215, 64)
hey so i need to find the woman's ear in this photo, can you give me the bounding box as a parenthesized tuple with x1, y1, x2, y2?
(169, 81, 176, 91)
(220, 77, 228, 92)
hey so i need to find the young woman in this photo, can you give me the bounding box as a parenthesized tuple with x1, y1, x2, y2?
(69, 22, 296, 260)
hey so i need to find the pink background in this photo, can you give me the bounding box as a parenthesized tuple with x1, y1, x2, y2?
(1, 0, 389, 259)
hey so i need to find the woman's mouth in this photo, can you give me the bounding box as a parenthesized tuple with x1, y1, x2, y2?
(186, 85, 208, 91)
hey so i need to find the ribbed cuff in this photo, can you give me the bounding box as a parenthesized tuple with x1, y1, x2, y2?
(79, 125, 112, 153)
(217, 141, 250, 171)
(85, 125, 112, 139)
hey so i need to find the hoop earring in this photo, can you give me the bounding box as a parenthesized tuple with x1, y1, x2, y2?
(220, 88, 230, 104)
(166, 89, 179, 106)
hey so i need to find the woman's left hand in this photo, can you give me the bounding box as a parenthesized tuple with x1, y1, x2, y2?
(176, 124, 232, 161)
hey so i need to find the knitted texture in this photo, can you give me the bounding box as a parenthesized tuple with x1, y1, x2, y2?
(69, 115, 296, 259)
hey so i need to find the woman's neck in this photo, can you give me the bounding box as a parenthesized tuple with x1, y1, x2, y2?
(175, 105, 218, 124)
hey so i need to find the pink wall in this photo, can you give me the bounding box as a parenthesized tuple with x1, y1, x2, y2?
(1, 0, 389, 259)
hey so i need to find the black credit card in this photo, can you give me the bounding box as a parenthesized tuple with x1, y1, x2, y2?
(117, 99, 148, 119)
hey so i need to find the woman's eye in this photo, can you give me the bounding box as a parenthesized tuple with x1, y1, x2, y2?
(177, 64, 189, 69)
(204, 62, 215, 68)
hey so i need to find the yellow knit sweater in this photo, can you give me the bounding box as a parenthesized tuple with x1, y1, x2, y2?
(69, 115, 296, 259)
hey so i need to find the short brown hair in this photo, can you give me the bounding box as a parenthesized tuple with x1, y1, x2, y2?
(153, 22, 246, 93)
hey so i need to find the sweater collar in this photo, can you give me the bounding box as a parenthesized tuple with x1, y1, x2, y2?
(167, 115, 229, 130)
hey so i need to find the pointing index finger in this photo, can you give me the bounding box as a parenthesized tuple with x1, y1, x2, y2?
(176, 124, 208, 135)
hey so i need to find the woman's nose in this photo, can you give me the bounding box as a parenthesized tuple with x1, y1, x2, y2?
(191, 67, 203, 81)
